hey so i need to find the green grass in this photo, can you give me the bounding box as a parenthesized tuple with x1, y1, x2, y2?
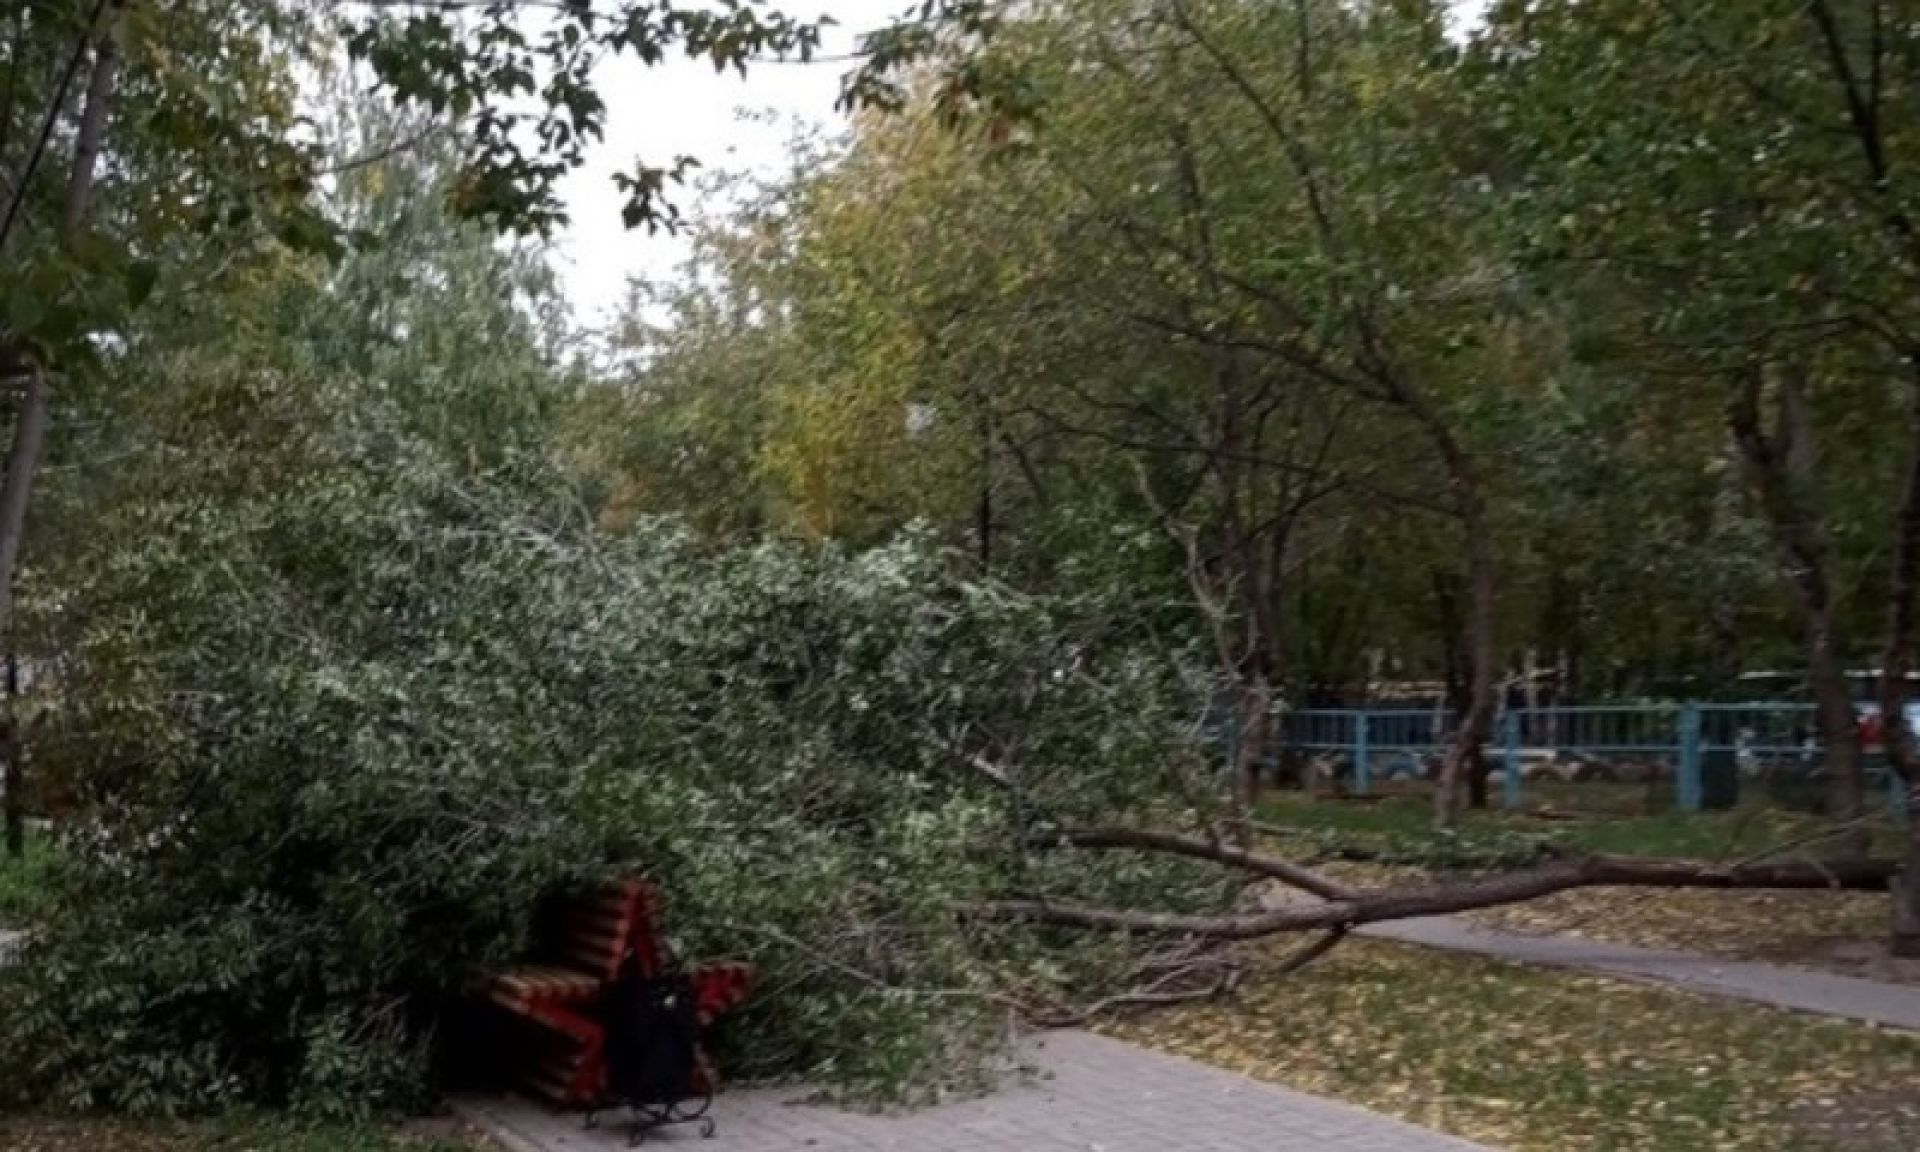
(1255, 790, 1893, 865)
(1109, 937, 1920, 1152)
(0, 826, 59, 924)
(0, 1115, 488, 1152)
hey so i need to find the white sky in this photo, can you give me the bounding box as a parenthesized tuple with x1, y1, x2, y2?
(552, 0, 900, 329)
(551, 0, 1492, 327)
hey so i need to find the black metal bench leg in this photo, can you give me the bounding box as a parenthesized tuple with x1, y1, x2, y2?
(622, 1094, 716, 1145)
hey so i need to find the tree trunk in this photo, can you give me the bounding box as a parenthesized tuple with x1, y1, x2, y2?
(974, 395, 993, 570)
(3, 648, 19, 859)
(1813, 662, 1864, 836)
(1433, 570, 1464, 717)
(1230, 672, 1271, 837)
(61, 12, 120, 237)
(1895, 817, 1920, 957)
(1880, 376, 1920, 952)
(1877, 384, 1920, 784)
(1781, 375, 1866, 838)
(0, 15, 120, 653)
(1366, 365, 1497, 829)
(1434, 460, 1497, 828)
(1465, 745, 1490, 809)
(1728, 365, 1864, 847)
(0, 369, 50, 651)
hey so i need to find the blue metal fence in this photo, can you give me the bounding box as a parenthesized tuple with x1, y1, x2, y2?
(1276, 703, 1911, 819)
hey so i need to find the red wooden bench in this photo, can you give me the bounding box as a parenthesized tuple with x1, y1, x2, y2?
(481, 879, 755, 1106)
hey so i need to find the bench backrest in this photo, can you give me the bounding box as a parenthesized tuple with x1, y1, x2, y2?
(534, 878, 663, 984)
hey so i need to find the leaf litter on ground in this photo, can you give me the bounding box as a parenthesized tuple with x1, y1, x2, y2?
(1103, 937, 1920, 1152)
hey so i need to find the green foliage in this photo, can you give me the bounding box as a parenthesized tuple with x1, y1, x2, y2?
(1477, 0, 1920, 670)
(340, 1, 824, 234)
(0, 828, 59, 925)
(16, 0, 1920, 1128)
(607, 0, 1580, 691)
(0, 0, 324, 372)
(0, 0, 826, 388)
(1255, 792, 1897, 866)
(1, 317, 1220, 1115)
(0, 105, 1241, 1116)
(618, 0, 1920, 698)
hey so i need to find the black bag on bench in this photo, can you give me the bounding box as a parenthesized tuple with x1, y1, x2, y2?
(594, 955, 713, 1144)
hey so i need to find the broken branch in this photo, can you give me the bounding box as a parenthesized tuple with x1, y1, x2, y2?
(982, 853, 1900, 940)
(1028, 825, 1356, 900)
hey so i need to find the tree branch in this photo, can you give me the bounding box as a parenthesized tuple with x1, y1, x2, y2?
(61, 7, 120, 235)
(1028, 825, 1356, 900)
(980, 853, 1900, 940)
(0, 0, 112, 255)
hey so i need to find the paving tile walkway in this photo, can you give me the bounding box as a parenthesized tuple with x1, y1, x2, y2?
(1364, 916, 1920, 1030)
(456, 1030, 1492, 1152)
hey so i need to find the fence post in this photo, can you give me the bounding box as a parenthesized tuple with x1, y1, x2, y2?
(1502, 710, 1522, 809)
(1353, 711, 1370, 796)
(1677, 704, 1702, 812)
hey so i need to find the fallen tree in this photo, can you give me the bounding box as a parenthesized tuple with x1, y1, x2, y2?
(989, 823, 1905, 1027)
(1007, 825, 1898, 940)
(3, 353, 1906, 1115)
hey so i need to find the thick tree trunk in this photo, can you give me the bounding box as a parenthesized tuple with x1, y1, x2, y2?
(1728, 366, 1864, 846)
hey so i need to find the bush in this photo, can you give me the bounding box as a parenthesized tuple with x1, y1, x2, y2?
(0, 368, 1218, 1115)
(0, 829, 59, 925)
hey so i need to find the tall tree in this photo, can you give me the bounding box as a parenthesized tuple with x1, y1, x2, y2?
(0, 0, 824, 677)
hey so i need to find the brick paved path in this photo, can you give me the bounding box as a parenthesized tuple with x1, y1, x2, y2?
(1365, 916, 1920, 1030)
(457, 1030, 1491, 1152)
